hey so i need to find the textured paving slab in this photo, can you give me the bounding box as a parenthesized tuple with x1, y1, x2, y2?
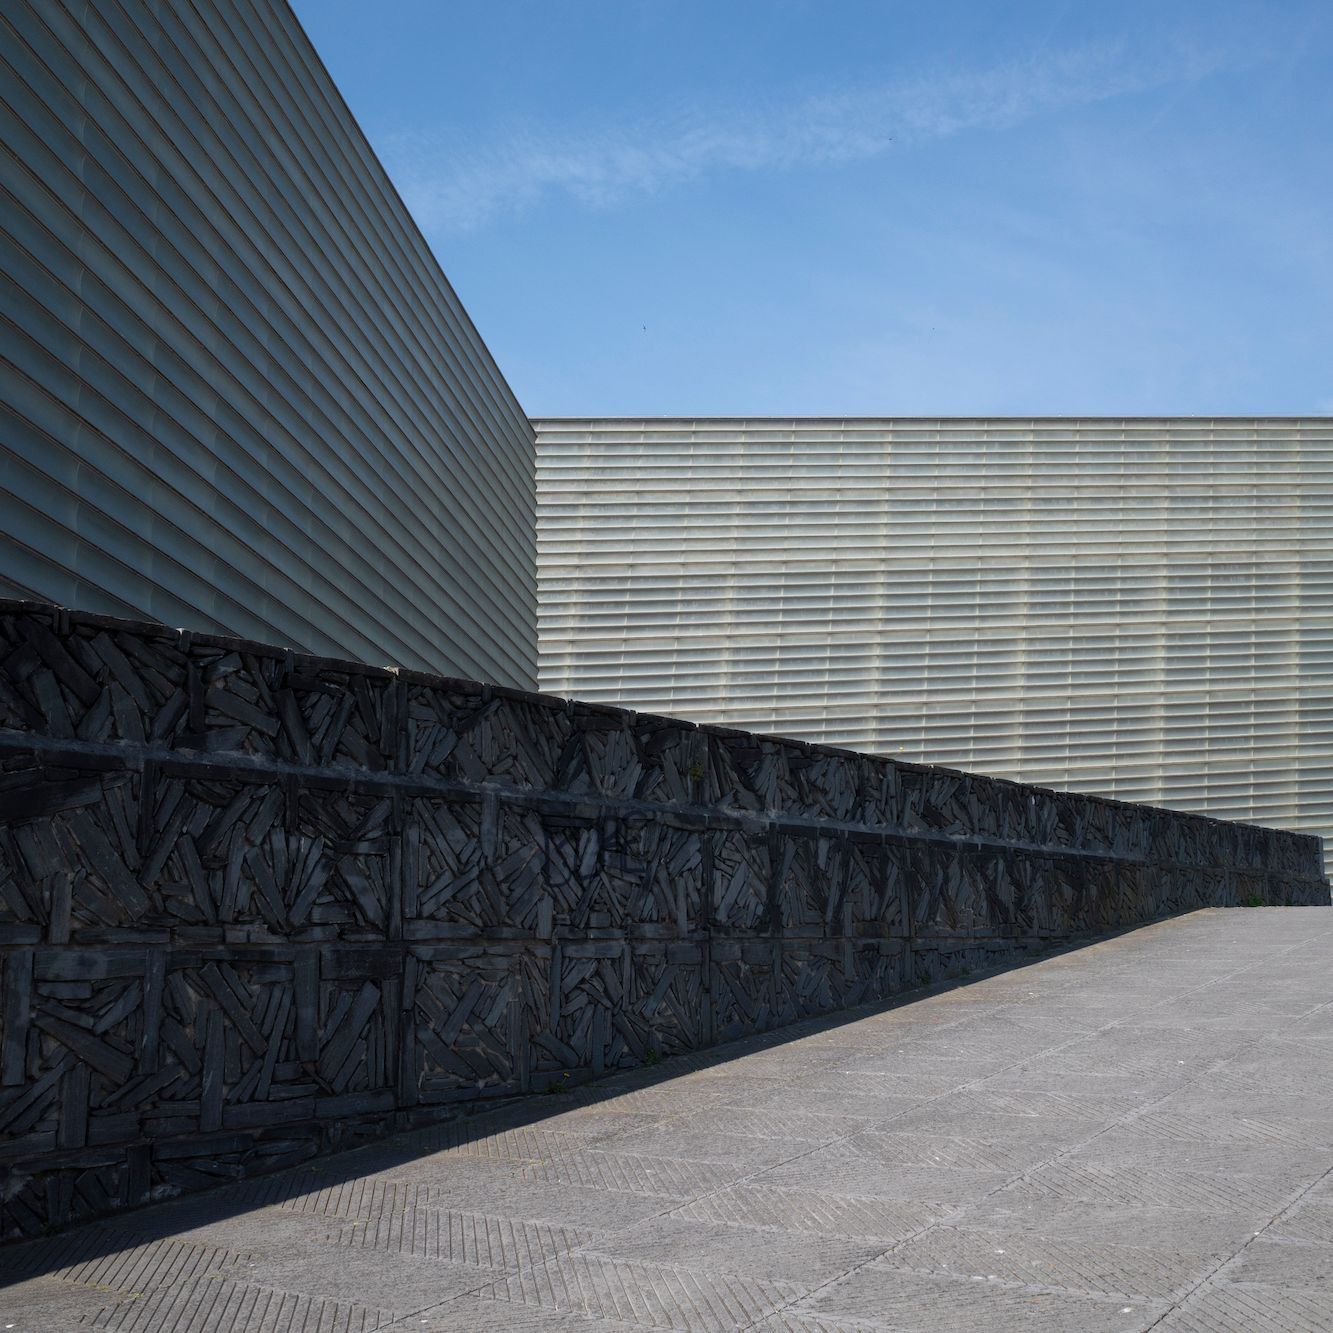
(3, 907, 1333, 1332)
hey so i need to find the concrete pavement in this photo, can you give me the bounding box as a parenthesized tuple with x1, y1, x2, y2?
(4, 907, 1333, 1331)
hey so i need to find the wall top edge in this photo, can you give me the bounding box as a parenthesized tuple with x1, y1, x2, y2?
(3, 597, 1322, 856)
(279, 4, 532, 434)
(532, 416, 1333, 426)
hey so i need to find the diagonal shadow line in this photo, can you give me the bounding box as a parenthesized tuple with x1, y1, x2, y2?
(0, 909, 1273, 1298)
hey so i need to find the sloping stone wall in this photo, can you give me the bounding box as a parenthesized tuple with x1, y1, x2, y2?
(0, 600, 1325, 1239)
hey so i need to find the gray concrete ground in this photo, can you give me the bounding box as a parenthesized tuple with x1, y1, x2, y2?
(4, 907, 1333, 1332)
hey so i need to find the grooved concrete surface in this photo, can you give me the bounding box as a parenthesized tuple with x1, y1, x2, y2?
(4, 908, 1333, 1332)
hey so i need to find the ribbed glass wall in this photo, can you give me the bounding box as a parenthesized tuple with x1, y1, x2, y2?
(1, 0, 537, 689)
(536, 418, 1333, 849)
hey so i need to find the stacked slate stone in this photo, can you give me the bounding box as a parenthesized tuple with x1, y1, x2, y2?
(0, 600, 1325, 1239)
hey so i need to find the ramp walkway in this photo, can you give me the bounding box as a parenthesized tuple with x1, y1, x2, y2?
(4, 907, 1333, 1331)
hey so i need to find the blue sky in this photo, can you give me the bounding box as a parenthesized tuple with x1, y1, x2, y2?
(294, 1, 1332, 417)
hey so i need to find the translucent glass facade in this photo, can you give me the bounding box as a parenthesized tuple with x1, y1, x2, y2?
(1, 0, 536, 689)
(537, 418, 1333, 849)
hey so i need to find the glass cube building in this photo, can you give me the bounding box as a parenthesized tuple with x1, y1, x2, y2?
(537, 417, 1333, 848)
(1, 0, 536, 689)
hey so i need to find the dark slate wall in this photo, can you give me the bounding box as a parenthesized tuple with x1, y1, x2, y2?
(0, 600, 1325, 1240)
(0, 0, 536, 688)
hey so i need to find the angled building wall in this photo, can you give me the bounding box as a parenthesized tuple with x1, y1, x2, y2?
(536, 417, 1333, 849)
(1, 0, 537, 689)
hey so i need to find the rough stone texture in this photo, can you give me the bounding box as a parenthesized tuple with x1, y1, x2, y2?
(0, 600, 1325, 1242)
(3, 909, 1333, 1330)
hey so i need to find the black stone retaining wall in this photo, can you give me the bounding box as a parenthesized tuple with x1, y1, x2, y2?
(0, 600, 1325, 1240)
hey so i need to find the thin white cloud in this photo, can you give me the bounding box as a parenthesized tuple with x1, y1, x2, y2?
(383, 38, 1238, 232)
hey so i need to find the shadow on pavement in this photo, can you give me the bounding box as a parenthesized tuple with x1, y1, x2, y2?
(0, 913, 1171, 1288)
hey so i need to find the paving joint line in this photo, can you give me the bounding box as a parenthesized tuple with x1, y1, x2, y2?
(742, 916, 1333, 1329)
(1142, 1160, 1333, 1330)
(1140, 983, 1333, 1328)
